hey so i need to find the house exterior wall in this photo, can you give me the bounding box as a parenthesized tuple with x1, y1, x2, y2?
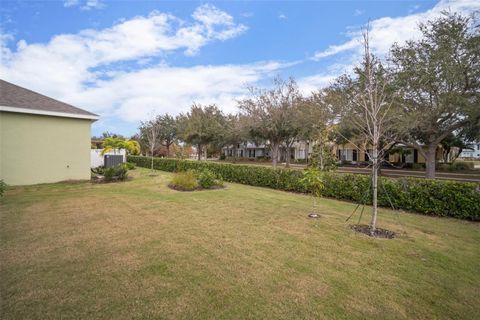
(0, 112, 92, 185)
(459, 142, 480, 159)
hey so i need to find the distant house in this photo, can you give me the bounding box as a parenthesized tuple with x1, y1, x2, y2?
(458, 142, 480, 159)
(223, 141, 309, 162)
(0, 80, 99, 185)
(222, 140, 445, 165)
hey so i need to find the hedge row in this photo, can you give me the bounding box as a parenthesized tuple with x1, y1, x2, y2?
(128, 156, 480, 220)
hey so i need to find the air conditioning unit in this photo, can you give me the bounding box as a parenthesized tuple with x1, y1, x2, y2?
(104, 154, 124, 168)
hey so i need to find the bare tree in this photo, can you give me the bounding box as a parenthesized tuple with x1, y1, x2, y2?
(329, 30, 399, 235)
(140, 116, 161, 173)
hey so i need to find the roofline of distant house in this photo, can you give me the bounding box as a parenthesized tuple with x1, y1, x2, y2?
(0, 105, 99, 121)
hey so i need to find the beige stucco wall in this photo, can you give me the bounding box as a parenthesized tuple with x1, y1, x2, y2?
(0, 112, 92, 185)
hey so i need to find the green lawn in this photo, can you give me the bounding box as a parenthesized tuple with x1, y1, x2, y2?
(1, 168, 479, 319)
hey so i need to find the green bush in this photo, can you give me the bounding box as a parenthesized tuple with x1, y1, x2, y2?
(103, 165, 128, 182)
(128, 156, 480, 220)
(124, 162, 136, 170)
(0, 179, 7, 197)
(169, 171, 199, 191)
(196, 169, 218, 189)
(412, 163, 425, 170)
(448, 162, 474, 171)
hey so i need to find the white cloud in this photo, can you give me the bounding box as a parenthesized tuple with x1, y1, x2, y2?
(0, 4, 277, 125)
(409, 4, 421, 14)
(312, 39, 358, 60)
(313, 0, 480, 60)
(354, 9, 365, 16)
(278, 13, 287, 20)
(298, 74, 337, 94)
(64, 0, 104, 10)
(67, 62, 287, 122)
(64, 0, 79, 7)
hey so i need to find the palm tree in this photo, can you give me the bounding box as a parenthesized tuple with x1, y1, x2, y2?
(101, 137, 140, 157)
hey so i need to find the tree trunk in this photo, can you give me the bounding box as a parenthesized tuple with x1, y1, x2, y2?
(166, 143, 170, 158)
(203, 145, 207, 160)
(425, 144, 437, 179)
(233, 145, 237, 163)
(319, 148, 324, 171)
(271, 143, 279, 169)
(285, 145, 291, 168)
(197, 144, 202, 160)
(150, 147, 154, 172)
(370, 147, 378, 235)
(305, 141, 309, 165)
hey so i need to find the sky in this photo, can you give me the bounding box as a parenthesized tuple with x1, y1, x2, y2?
(1, 0, 479, 136)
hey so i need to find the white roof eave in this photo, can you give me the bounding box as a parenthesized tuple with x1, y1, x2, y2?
(0, 105, 99, 121)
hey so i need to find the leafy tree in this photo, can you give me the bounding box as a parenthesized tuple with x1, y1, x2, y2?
(221, 114, 248, 162)
(101, 131, 124, 139)
(440, 132, 473, 163)
(390, 12, 480, 178)
(157, 114, 177, 157)
(177, 104, 226, 160)
(297, 92, 336, 165)
(238, 77, 303, 168)
(101, 137, 140, 156)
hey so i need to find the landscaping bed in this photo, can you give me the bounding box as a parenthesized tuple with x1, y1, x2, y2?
(128, 156, 480, 220)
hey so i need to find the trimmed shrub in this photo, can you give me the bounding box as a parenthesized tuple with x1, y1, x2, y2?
(103, 165, 128, 182)
(124, 162, 136, 170)
(169, 171, 199, 191)
(196, 169, 218, 189)
(412, 163, 425, 170)
(128, 156, 480, 220)
(448, 162, 474, 171)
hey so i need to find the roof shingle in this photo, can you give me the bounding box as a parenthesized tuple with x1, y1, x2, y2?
(0, 79, 98, 119)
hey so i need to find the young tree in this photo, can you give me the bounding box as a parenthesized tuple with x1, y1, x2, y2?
(309, 129, 337, 171)
(140, 117, 161, 172)
(177, 104, 226, 160)
(238, 77, 302, 168)
(330, 30, 399, 235)
(390, 12, 480, 178)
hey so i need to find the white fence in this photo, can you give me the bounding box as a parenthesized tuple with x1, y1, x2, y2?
(91, 149, 126, 168)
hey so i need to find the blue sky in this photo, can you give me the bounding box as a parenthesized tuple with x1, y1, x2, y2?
(1, 0, 478, 136)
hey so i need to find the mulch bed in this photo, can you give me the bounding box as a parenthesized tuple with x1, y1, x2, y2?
(351, 224, 395, 239)
(167, 184, 226, 192)
(91, 176, 131, 184)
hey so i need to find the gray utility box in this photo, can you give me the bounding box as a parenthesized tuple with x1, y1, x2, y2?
(104, 154, 124, 168)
